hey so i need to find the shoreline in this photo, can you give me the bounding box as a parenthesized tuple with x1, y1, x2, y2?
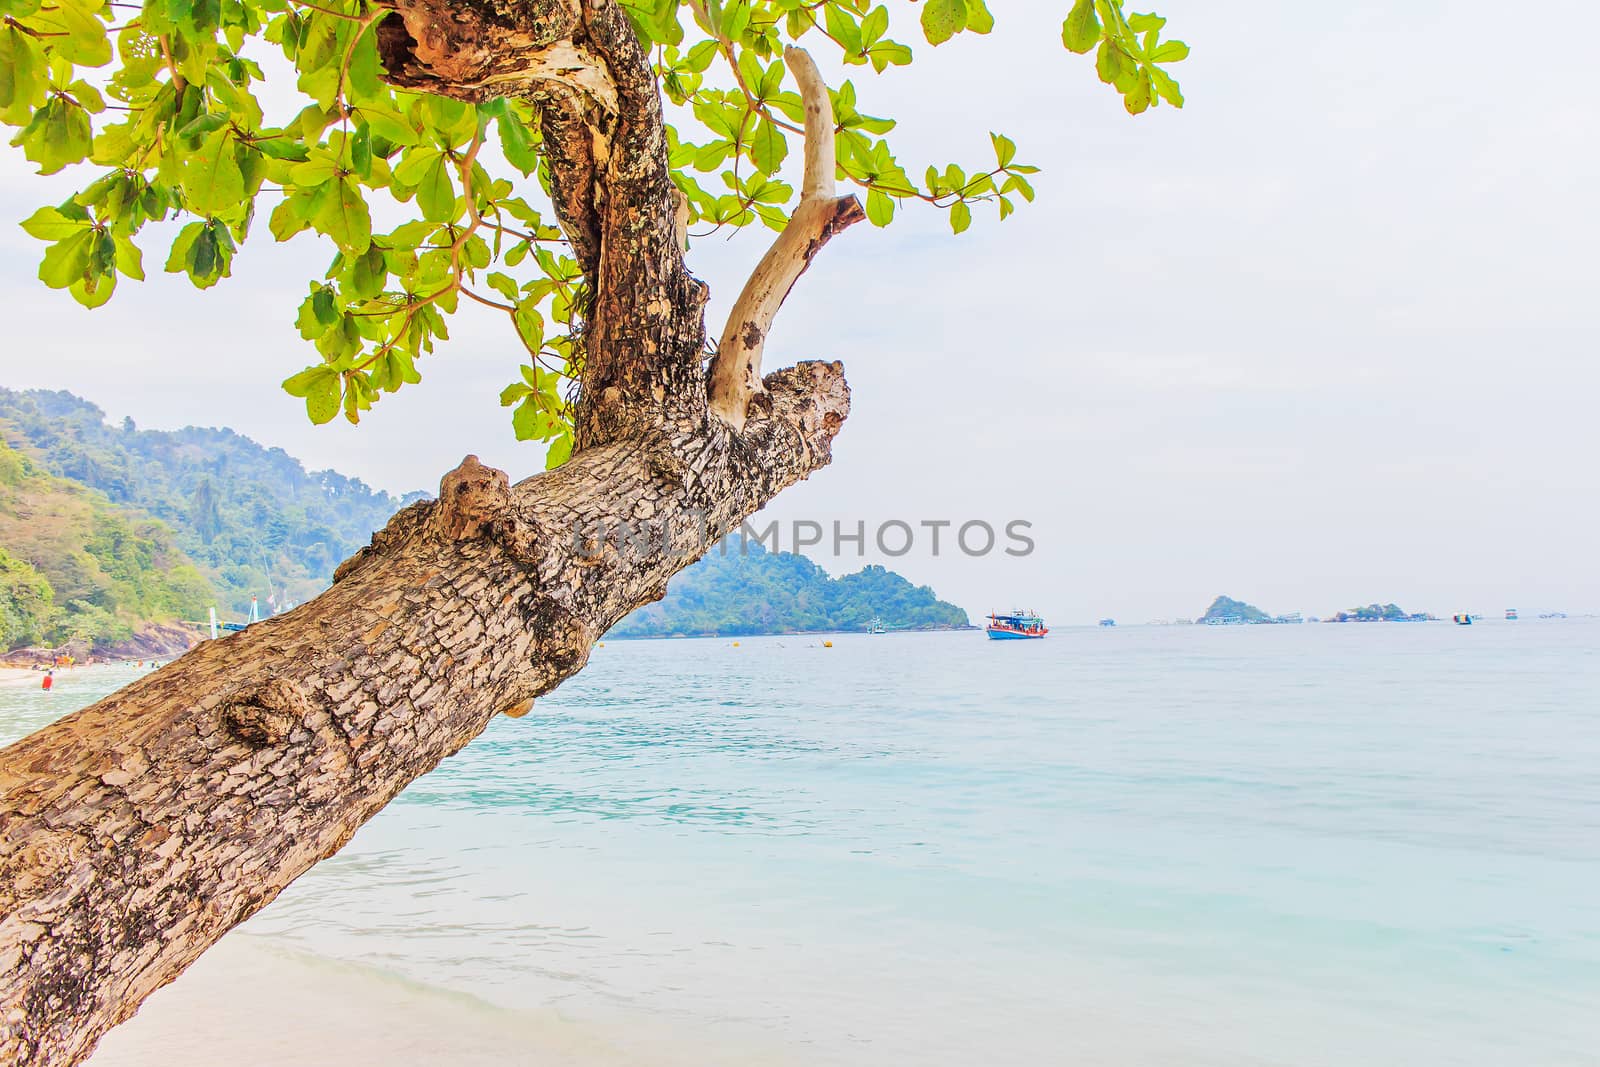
(0, 665, 47, 687)
(603, 624, 980, 641)
(87, 934, 799, 1067)
(0, 661, 152, 688)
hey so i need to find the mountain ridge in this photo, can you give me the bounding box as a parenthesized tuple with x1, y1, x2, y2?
(0, 387, 426, 619)
(2, 389, 970, 650)
(609, 536, 970, 638)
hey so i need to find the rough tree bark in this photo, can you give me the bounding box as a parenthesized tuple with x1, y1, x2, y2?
(0, 1, 861, 1063)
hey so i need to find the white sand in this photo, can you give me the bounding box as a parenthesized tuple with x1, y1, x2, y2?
(0, 666, 45, 687)
(87, 935, 798, 1067)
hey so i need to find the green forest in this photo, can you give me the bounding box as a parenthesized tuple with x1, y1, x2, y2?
(0, 388, 424, 623)
(0, 438, 213, 650)
(2, 388, 971, 650)
(610, 537, 970, 638)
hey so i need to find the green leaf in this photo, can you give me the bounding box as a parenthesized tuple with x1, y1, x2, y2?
(0, 26, 46, 122)
(544, 428, 573, 469)
(165, 220, 234, 289)
(346, 244, 386, 300)
(865, 187, 893, 227)
(345, 32, 381, 99)
(921, 0, 966, 46)
(1096, 39, 1129, 84)
(513, 298, 544, 351)
(990, 132, 1016, 168)
(269, 186, 325, 242)
(283, 366, 328, 397)
(486, 271, 519, 303)
(693, 139, 733, 172)
(965, 0, 995, 34)
(177, 111, 228, 145)
(112, 234, 143, 280)
(314, 178, 372, 253)
(749, 116, 786, 175)
(495, 109, 539, 175)
(511, 395, 539, 439)
(13, 98, 93, 175)
(289, 152, 339, 187)
(69, 269, 115, 309)
(1124, 70, 1152, 115)
(283, 367, 341, 424)
(1128, 12, 1166, 33)
(861, 5, 888, 45)
(50, 0, 113, 67)
(950, 200, 971, 234)
(1149, 66, 1184, 107)
(183, 129, 245, 216)
(295, 286, 338, 339)
(824, 4, 863, 54)
(357, 100, 419, 147)
(415, 154, 456, 222)
(866, 41, 912, 71)
(38, 228, 94, 289)
(1062, 0, 1101, 54)
(21, 205, 90, 242)
(1150, 40, 1190, 63)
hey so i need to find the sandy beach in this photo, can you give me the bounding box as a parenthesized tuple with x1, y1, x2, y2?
(0, 666, 45, 687)
(86, 934, 797, 1067)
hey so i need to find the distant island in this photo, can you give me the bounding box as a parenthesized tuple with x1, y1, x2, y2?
(608, 537, 970, 638)
(1197, 594, 1433, 625)
(1199, 595, 1274, 624)
(1326, 603, 1433, 623)
(1197, 595, 1302, 625)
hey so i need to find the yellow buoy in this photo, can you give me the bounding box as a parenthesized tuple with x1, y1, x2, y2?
(822, 640, 833, 648)
(732, 641, 740, 647)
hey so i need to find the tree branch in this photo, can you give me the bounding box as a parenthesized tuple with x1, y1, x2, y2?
(0, 360, 849, 1067)
(374, 0, 704, 449)
(706, 46, 865, 432)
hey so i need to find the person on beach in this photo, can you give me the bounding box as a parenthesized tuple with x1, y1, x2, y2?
(41, 670, 53, 692)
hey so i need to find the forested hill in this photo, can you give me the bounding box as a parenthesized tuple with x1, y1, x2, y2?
(609, 538, 970, 638)
(1, 438, 212, 652)
(1, 388, 965, 647)
(0, 388, 426, 618)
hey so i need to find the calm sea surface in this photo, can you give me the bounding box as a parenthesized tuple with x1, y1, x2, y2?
(5, 621, 1599, 1064)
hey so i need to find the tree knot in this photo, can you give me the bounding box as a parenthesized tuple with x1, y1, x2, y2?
(644, 431, 688, 490)
(433, 455, 514, 541)
(221, 679, 314, 747)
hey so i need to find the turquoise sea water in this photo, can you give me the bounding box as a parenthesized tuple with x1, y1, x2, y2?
(6, 621, 1599, 1064)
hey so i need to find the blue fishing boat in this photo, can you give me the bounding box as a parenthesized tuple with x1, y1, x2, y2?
(987, 610, 1048, 640)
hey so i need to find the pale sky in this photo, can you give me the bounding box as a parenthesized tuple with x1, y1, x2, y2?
(2, 1, 1595, 624)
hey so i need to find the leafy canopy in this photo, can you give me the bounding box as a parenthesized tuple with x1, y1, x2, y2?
(0, 0, 1186, 467)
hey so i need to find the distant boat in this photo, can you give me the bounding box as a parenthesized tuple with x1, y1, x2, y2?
(987, 611, 1048, 640)
(1098, 618, 1116, 627)
(1505, 608, 1519, 621)
(1453, 614, 1474, 626)
(209, 595, 263, 637)
(867, 617, 887, 635)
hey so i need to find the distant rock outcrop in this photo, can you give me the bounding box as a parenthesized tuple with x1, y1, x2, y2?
(1328, 603, 1432, 622)
(1198, 595, 1273, 624)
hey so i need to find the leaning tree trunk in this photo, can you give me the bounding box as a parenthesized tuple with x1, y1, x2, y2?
(0, 2, 861, 1063)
